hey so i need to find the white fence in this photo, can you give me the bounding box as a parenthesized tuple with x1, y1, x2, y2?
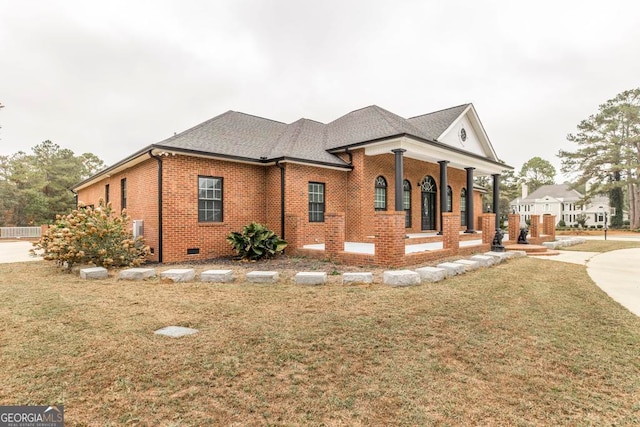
(0, 227, 42, 239)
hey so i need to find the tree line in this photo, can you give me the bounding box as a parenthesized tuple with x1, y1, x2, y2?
(0, 140, 104, 226)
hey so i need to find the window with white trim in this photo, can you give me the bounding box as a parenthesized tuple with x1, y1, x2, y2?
(309, 182, 325, 222)
(198, 176, 223, 222)
(374, 176, 387, 211)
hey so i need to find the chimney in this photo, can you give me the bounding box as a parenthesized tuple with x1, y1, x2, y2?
(522, 183, 528, 199)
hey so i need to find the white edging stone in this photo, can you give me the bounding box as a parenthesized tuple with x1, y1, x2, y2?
(118, 268, 157, 280)
(383, 270, 420, 287)
(484, 251, 510, 263)
(453, 259, 480, 271)
(470, 255, 496, 267)
(160, 268, 196, 283)
(436, 262, 466, 276)
(79, 267, 108, 280)
(415, 266, 447, 283)
(295, 272, 327, 285)
(246, 271, 279, 284)
(200, 269, 235, 283)
(342, 272, 373, 284)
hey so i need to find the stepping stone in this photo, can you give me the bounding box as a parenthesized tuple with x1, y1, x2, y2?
(415, 266, 447, 283)
(342, 272, 373, 284)
(154, 326, 198, 338)
(470, 255, 496, 267)
(160, 268, 196, 283)
(118, 268, 156, 280)
(453, 259, 480, 271)
(295, 272, 327, 285)
(436, 262, 466, 276)
(80, 266, 108, 280)
(383, 270, 420, 287)
(246, 271, 279, 284)
(200, 269, 234, 283)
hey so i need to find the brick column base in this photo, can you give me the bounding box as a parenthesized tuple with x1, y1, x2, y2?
(543, 215, 556, 239)
(325, 212, 345, 260)
(482, 214, 496, 244)
(374, 212, 405, 267)
(442, 212, 460, 250)
(508, 214, 520, 242)
(530, 214, 540, 238)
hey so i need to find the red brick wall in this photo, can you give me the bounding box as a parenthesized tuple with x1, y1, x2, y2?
(76, 158, 160, 262)
(160, 155, 269, 262)
(283, 163, 348, 246)
(77, 150, 493, 265)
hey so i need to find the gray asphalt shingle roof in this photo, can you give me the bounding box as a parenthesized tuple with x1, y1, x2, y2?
(408, 104, 470, 140)
(516, 184, 583, 202)
(150, 104, 474, 167)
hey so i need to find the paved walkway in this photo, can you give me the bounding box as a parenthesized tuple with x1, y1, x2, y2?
(540, 235, 640, 317)
(0, 241, 41, 263)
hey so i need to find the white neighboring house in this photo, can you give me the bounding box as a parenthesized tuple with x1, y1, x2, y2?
(510, 184, 613, 227)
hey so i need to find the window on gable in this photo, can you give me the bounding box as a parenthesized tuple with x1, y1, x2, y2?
(374, 176, 387, 211)
(198, 176, 223, 222)
(309, 182, 325, 222)
(120, 178, 127, 209)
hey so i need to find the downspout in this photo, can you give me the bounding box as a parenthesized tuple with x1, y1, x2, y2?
(149, 150, 163, 263)
(276, 160, 285, 239)
(70, 189, 78, 208)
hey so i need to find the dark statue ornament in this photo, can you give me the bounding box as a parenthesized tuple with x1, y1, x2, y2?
(517, 226, 529, 244)
(491, 228, 505, 252)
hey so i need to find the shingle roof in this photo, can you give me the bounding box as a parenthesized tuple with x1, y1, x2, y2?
(324, 105, 431, 149)
(154, 111, 287, 160)
(130, 103, 481, 169)
(408, 104, 470, 140)
(518, 184, 583, 202)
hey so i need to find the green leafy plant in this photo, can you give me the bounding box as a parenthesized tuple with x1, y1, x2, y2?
(32, 200, 149, 270)
(227, 222, 287, 261)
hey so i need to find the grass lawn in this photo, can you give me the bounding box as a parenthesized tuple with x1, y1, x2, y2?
(560, 240, 640, 253)
(1, 253, 639, 425)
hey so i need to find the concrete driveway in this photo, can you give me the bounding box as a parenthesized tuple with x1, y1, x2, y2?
(0, 241, 42, 264)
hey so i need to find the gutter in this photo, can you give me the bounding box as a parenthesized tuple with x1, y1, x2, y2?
(148, 150, 163, 263)
(275, 160, 285, 239)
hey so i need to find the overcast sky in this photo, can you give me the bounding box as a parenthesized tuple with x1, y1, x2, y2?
(1, 0, 639, 179)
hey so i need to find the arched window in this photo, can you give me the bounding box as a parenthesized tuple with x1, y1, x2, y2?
(460, 188, 467, 227)
(403, 180, 411, 228)
(447, 185, 453, 212)
(374, 176, 387, 211)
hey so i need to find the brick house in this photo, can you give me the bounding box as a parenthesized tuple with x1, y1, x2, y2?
(73, 103, 511, 265)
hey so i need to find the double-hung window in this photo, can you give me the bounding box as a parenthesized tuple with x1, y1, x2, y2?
(309, 182, 325, 222)
(198, 176, 223, 222)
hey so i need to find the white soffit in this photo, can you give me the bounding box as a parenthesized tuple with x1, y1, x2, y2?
(363, 137, 508, 176)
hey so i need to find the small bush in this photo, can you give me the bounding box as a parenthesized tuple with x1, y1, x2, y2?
(558, 219, 566, 228)
(227, 222, 287, 261)
(32, 201, 150, 270)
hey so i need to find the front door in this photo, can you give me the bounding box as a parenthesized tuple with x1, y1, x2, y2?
(420, 176, 437, 230)
(421, 192, 436, 230)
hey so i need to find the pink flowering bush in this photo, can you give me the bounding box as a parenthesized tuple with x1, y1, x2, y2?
(32, 200, 150, 270)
